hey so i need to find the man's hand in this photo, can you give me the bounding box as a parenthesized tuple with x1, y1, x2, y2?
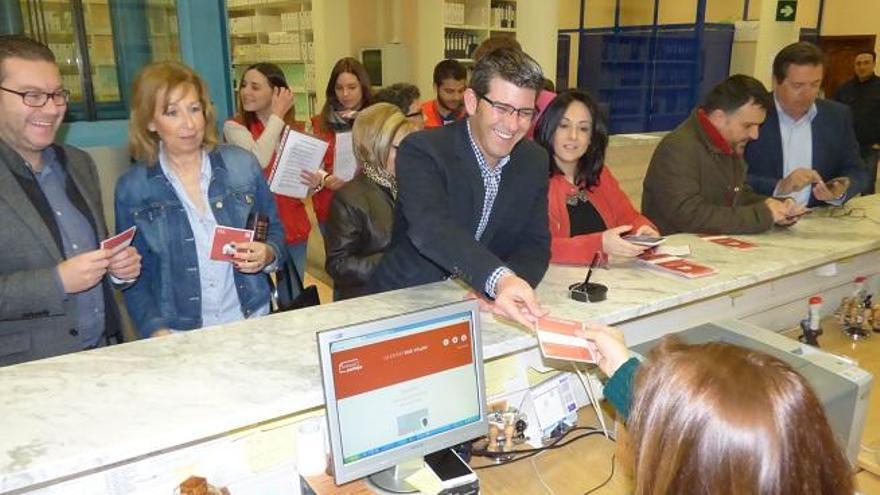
(776, 168, 822, 195)
(151, 328, 174, 338)
(602, 225, 648, 259)
(813, 176, 850, 201)
(58, 250, 111, 294)
(764, 197, 804, 225)
(492, 273, 547, 329)
(232, 241, 275, 273)
(580, 323, 629, 377)
(107, 246, 141, 281)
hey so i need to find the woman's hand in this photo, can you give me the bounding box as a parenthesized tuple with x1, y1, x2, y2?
(634, 224, 660, 237)
(601, 225, 647, 258)
(271, 86, 295, 119)
(300, 169, 324, 191)
(580, 323, 629, 377)
(322, 174, 346, 191)
(232, 241, 275, 273)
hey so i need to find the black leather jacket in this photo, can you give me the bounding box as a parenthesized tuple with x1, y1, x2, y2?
(324, 175, 394, 300)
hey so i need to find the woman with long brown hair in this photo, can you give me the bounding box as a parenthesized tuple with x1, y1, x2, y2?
(310, 57, 373, 239)
(584, 324, 854, 495)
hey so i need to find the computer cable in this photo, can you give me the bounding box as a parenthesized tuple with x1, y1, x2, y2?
(471, 427, 609, 470)
(582, 453, 616, 495)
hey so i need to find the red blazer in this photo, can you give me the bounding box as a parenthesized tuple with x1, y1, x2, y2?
(548, 167, 655, 264)
(238, 118, 312, 245)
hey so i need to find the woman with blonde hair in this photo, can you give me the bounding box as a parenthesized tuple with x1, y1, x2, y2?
(324, 103, 416, 300)
(584, 324, 854, 495)
(115, 61, 284, 338)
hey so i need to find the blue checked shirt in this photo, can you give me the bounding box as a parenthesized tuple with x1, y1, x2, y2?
(465, 121, 512, 299)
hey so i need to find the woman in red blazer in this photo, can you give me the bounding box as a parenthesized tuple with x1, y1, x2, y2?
(534, 90, 658, 265)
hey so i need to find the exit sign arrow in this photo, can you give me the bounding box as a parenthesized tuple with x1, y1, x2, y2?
(776, 0, 797, 22)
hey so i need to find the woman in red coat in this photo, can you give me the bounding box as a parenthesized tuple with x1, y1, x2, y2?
(534, 90, 658, 265)
(310, 57, 373, 234)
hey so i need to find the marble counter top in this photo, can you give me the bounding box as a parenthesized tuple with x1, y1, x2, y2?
(2, 196, 879, 493)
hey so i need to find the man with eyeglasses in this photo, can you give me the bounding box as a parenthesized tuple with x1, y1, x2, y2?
(744, 42, 868, 206)
(0, 35, 141, 366)
(368, 47, 550, 329)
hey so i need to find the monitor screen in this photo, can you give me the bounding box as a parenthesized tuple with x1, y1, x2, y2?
(317, 300, 487, 485)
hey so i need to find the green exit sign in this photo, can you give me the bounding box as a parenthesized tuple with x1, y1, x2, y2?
(776, 0, 797, 22)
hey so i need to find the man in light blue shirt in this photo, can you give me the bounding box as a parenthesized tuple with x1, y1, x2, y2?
(745, 42, 868, 206)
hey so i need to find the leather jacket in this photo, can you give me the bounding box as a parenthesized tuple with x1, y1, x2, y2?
(324, 175, 394, 300)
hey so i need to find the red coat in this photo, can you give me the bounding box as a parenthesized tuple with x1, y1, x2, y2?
(547, 167, 655, 264)
(242, 118, 312, 245)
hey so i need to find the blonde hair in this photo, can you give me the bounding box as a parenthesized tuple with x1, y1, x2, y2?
(129, 61, 217, 163)
(352, 102, 416, 174)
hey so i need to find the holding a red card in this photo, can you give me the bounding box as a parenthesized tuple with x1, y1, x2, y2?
(114, 62, 286, 339)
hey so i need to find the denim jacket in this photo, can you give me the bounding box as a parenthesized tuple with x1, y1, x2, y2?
(114, 145, 285, 337)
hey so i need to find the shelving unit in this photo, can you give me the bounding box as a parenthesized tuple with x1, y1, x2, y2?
(227, 0, 316, 123)
(20, 0, 180, 105)
(580, 24, 734, 133)
(442, 0, 517, 63)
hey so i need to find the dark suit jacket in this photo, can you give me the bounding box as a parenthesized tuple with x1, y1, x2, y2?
(0, 140, 122, 366)
(368, 119, 551, 295)
(744, 98, 867, 206)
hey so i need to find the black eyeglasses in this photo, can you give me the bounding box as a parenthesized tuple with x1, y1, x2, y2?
(405, 110, 423, 119)
(478, 94, 538, 121)
(0, 86, 70, 107)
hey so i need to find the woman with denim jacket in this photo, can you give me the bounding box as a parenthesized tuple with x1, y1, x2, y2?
(115, 62, 285, 338)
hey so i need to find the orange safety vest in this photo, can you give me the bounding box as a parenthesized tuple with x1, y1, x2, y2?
(421, 100, 465, 129)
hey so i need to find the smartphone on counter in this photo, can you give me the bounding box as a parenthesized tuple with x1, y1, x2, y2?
(425, 448, 478, 490)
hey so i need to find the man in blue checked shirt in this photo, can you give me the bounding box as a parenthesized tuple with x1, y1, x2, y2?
(367, 48, 551, 329)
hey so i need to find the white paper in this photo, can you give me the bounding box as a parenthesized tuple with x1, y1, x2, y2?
(332, 131, 357, 182)
(269, 127, 330, 199)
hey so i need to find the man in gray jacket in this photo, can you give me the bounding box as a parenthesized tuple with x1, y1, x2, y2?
(0, 35, 141, 366)
(642, 75, 805, 235)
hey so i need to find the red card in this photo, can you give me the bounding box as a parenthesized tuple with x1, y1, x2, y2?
(536, 316, 596, 363)
(210, 226, 254, 261)
(639, 252, 717, 278)
(101, 226, 137, 252)
(700, 235, 756, 250)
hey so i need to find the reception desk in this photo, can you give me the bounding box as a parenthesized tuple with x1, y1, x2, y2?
(2, 196, 879, 494)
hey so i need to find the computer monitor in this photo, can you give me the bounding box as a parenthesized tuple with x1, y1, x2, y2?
(317, 300, 487, 491)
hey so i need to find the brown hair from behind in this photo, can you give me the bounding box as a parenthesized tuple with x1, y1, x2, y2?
(351, 102, 415, 175)
(129, 61, 218, 164)
(471, 35, 522, 63)
(317, 57, 372, 132)
(629, 337, 853, 495)
(0, 35, 55, 83)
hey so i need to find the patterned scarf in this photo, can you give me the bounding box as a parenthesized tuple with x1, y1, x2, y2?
(362, 162, 397, 199)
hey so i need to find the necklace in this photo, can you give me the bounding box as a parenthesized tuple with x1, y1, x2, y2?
(566, 188, 588, 206)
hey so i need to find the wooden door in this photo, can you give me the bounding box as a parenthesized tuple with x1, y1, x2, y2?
(818, 35, 876, 98)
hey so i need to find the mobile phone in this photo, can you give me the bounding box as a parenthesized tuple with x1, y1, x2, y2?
(425, 448, 477, 489)
(622, 235, 667, 247)
(785, 209, 813, 220)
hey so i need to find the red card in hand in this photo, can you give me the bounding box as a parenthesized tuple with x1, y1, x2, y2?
(536, 316, 596, 363)
(101, 226, 137, 252)
(210, 226, 254, 261)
